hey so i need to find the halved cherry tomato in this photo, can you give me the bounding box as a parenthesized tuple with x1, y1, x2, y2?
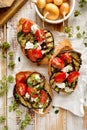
(61, 52, 72, 63)
(68, 71, 80, 83)
(51, 57, 64, 69)
(27, 49, 42, 62)
(40, 90, 48, 104)
(17, 83, 27, 96)
(54, 72, 66, 83)
(22, 20, 33, 33)
(35, 29, 45, 42)
(16, 73, 26, 83)
(27, 87, 38, 98)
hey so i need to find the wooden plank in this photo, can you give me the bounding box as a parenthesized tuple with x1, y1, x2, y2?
(0, 25, 7, 129)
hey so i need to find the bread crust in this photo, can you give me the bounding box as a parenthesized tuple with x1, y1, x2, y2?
(15, 71, 53, 116)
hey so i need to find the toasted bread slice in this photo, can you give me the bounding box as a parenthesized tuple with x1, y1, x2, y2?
(13, 71, 53, 116)
(17, 18, 54, 65)
(48, 39, 82, 94)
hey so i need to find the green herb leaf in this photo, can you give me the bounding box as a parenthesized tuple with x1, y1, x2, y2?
(55, 109, 59, 114)
(76, 32, 82, 38)
(74, 10, 81, 17)
(0, 116, 6, 123)
(8, 61, 15, 68)
(19, 114, 31, 130)
(3, 42, 10, 50)
(9, 100, 18, 112)
(8, 51, 14, 57)
(2, 126, 8, 130)
(18, 57, 21, 62)
(17, 31, 22, 38)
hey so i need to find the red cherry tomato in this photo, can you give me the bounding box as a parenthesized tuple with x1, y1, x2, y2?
(27, 49, 42, 62)
(22, 20, 33, 33)
(16, 73, 26, 83)
(61, 52, 72, 63)
(17, 83, 27, 96)
(40, 90, 48, 104)
(51, 57, 64, 69)
(54, 72, 66, 83)
(68, 71, 80, 83)
(27, 87, 38, 98)
(35, 29, 45, 42)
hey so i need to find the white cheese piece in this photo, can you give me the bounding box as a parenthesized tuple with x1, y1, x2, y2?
(56, 83, 65, 89)
(25, 41, 34, 49)
(31, 24, 38, 33)
(39, 109, 44, 114)
(25, 92, 30, 99)
(62, 65, 73, 73)
(0, 0, 14, 8)
(65, 87, 74, 93)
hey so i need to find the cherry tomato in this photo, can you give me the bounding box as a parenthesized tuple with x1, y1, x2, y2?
(27, 87, 38, 98)
(16, 73, 26, 83)
(54, 72, 66, 83)
(61, 52, 72, 63)
(35, 29, 45, 42)
(27, 49, 42, 62)
(51, 57, 64, 69)
(17, 83, 27, 96)
(22, 20, 33, 33)
(68, 71, 80, 83)
(40, 90, 48, 104)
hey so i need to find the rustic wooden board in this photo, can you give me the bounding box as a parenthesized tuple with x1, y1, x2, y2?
(0, 0, 28, 27)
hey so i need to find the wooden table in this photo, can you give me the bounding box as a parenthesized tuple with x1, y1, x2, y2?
(0, 0, 87, 130)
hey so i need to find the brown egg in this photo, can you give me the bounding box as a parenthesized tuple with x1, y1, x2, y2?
(37, 0, 46, 9)
(54, 0, 63, 6)
(43, 3, 59, 20)
(46, 0, 53, 3)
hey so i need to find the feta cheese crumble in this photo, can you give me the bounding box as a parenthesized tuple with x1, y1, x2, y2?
(25, 41, 34, 49)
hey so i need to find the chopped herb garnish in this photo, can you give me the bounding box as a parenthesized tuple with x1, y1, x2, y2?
(64, 26, 72, 33)
(3, 42, 10, 50)
(55, 110, 59, 114)
(8, 51, 14, 57)
(2, 126, 8, 130)
(16, 109, 22, 116)
(17, 31, 22, 38)
(76, 32, 82, 38)
(8, 61, 15, 68)
(18, 57, 21, 62)
(76, 26, 80, 31)
(19, 114, 31, 130)
(83, 37, 87, 47)
(0, 80, 8, 97)
(9, 100, 18, 112)
(0, 116, 6, 123)
(74, 10, 81, 17)
(79, 0, 87, 7)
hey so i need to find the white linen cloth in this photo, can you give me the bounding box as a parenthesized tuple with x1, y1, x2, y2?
(7, 32, 87, 117)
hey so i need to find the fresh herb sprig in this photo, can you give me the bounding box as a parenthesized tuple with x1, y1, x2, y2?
(19, 114, 31, 130)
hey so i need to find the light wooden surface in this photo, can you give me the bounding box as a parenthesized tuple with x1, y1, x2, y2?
(0, 0, 87, 130)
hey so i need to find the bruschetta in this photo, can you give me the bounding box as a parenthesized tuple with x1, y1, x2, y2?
(17, 18, 54, 65)
(48, 39, 82, 94)
(13, 71, 53, 115)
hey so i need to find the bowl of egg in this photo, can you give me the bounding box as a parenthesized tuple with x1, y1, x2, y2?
(34, 0, 75, 24)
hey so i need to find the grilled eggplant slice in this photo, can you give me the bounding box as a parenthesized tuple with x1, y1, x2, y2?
(49, 39, 82, 94)
(13, 71, 53, 115)
(17, 18, 54, 65)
